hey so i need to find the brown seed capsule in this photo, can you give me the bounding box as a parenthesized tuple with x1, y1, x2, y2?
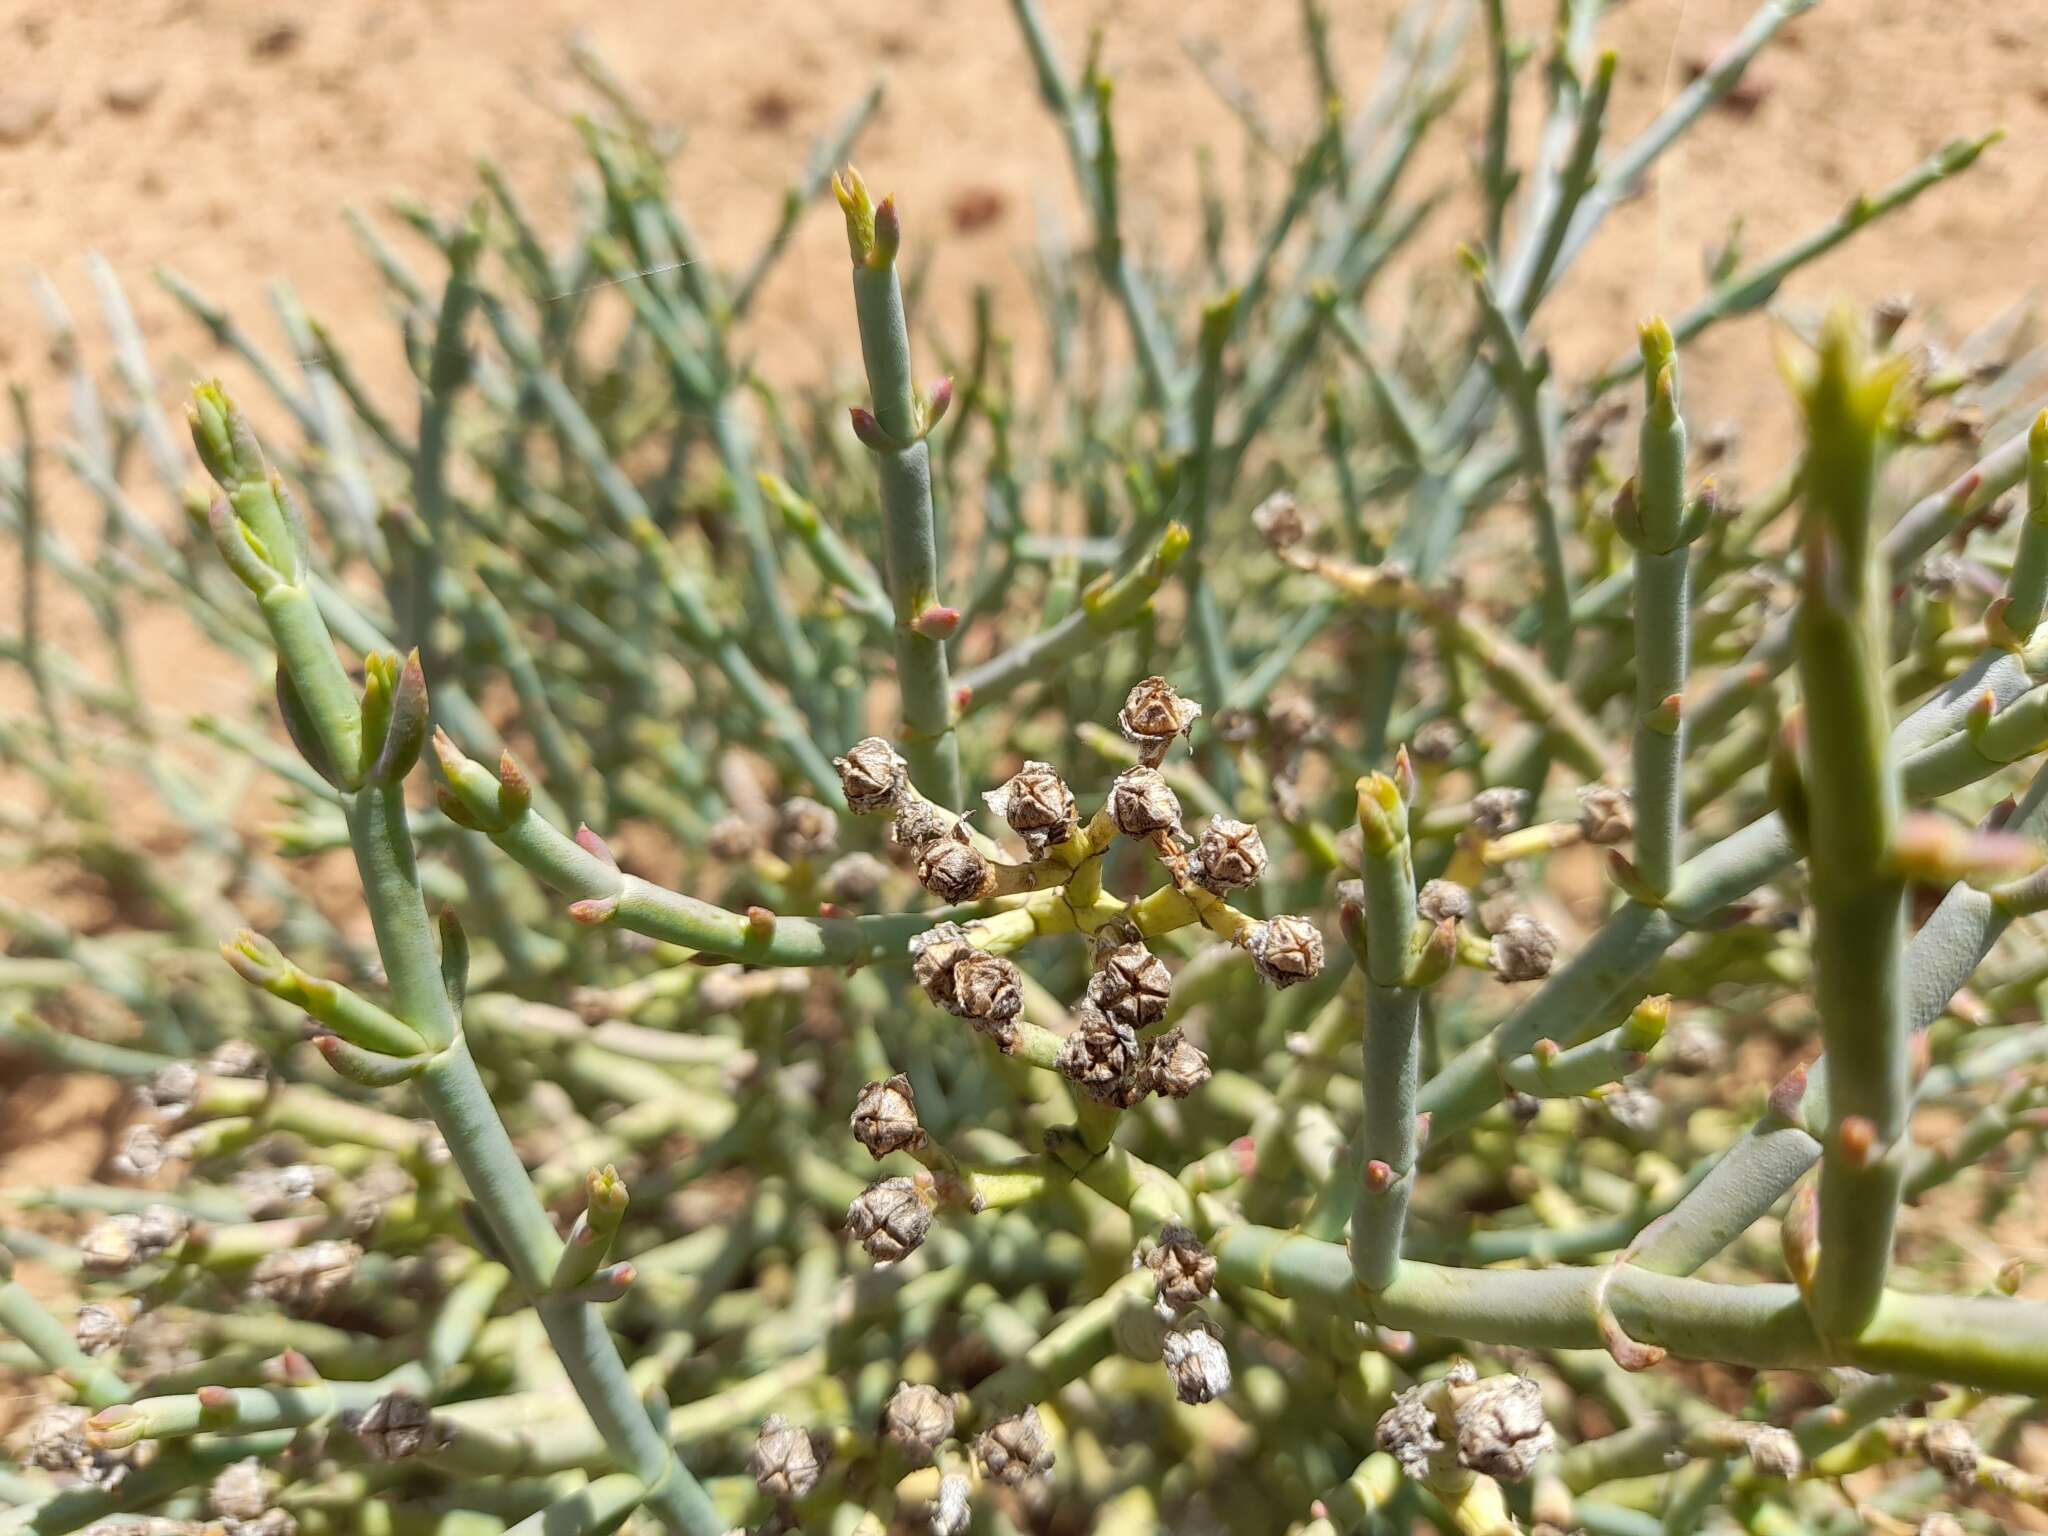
(931, 1474, 972, 1536)
(1119, 676, 1202, 764)
(1161, 1322, 1232, 1404)
(1600, 1085, 1663, 1135)
(751, 1413, 823, 1500)
(1415, 879, 1473, 926)
(73, 1303, 127, 1357)
(1142, 1028, 1211, 1099)
(1247, 915, 1326, 990)
(917, 824, 996, 903)
(1109, 766, 1184, 838)
(775, 797, 840, 860)
(846, 1176, 933, 1264)
(1450, 1369, 1553, 1482)
(206, 1039, 267, 1079)
(1921, 1419, 1979, 1485)
(1144, 1222, 1217, 1313)
(705, 814, 763, 862)
(891, 796, 951, 851)
(1250, 489, 1310, 549)
(1056, 1003, 1143, 1105)
(983, 760, 1077, 849)
(975, 1406, 1054, 1484)
(1577, 784, 1634, 845)
(833, 736, 908, 814)
(822, 851, 891, 904)
(850, 1074, 925, 1160)
(1376, 1385, 1449, 1482)
(880, 1382, 955, 1466)
(1088, 942, 1173, 1029)
(351, 1392, 438, 1462)
(209, 1457, 278, 1522)
(1410, 718, 1462, 765)
(235, 1162, 324, 1219)
(139, 1062, 200, 1116)
(1741, 1425, 1802, 1480)
(110, 1124, 168, 1180)
(80, 1205, 190, 1273)
(1488, 914, 1558, 983)
(249, 1241, 361, 1313)
(1470, 786, 1530, 839)
(1192, 817, 1268, 892)
(954, 953, 1025, 1041)
(911, 923, 975, 1010)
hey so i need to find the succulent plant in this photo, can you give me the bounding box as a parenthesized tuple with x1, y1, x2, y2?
(3, 6, 2046, 1536)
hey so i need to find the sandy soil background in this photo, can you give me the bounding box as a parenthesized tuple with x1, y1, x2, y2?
(0, 0, 2044, 1376)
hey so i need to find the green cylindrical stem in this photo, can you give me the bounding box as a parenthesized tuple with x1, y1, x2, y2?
(348, 787, 459, 1050)
(1792, 314, 1907, 1336)
(2002, 410, 2048, 641)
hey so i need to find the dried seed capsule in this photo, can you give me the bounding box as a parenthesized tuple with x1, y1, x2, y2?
(1577, 784, 1634, 845)
(210, 1458, 278, 1522)
(846, 1176, 933, 1264)
(80, 1205, 190, 1273)
(1742, 1425, 1802, 1480)
(1056, 1004, 1143, 1105)
(138, 1062, 199, 1117)
(775, 797, 840, 860)
(984, 760, 1077, 849)
(1144, 1223, 1216, 1313)
(1470, 786, 1530, 838)
(1109, 766, 1184, 838)
(917, 824, 996, 903)
(24, 1406, 91, 1474)
(235, 1163, 324, 1218)
(1119, 676, 1202, 763)
(930, 1474, 972, 1536)
(249, 1241, 361, 1313)
(351, 1392, 438, 1461)
(891, 797, 950, 851)
(911, 924, 975, 1012)
(1250, 489, 1310, 548)
(1142, 1028, 1211, 1099)
(1601, 1085, 1664, 1135)
(1416, 879, 1473, 925)
(975, 1406, 1054, 1484)
(1410, 718, 1462, 764)
(1192, 817, 1268, 892)
(881, 1382, 955, 1465)
(206, 1039, 267, 1079)
(705, 814, 763, 862)
(834, 736, 908, 814)
(110, 1124, 168, 1180)
(1488, 914, 1558, 983)
(1376, 1385, 1449, 1481)
(1921, 1419, 1979, 1484)
(851, 1074, 925, 1160)
(73, 1303, 127, 1357)
(1247, 915, 1326, 990)
(1088, 942, 1173, 1029)
(1161, 1322, 1232, 1404)
(1451, 1371, 1553, 1482)
(954, 951, 1025, 1038)
(822, 851, 891, 904)
(751, 1413, 823, 1500)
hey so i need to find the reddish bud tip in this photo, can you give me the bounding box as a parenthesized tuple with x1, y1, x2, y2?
(1413, 1111, 1433, 1151)
(745, 905, 777, 936)
(1364, 1159, 1395, 1193)
(817, 901, 846, 919)
(568, 895, 619, 926)
(923, 375, 954, 432)
(574, 824, 619, 869)
(1839, 1114, 1880, 1169)
(1532, 1038, 1560, 1064)
(912, 605, 961, 640)
(1767, 1063, 1810, 1122)
(197, 1385, 235, 1413)
(849, 405, 890, 452)
(1230, 1135, 1257, 1177)
(272, 1349, 317, 1384)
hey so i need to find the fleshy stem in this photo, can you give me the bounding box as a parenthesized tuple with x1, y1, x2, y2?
(834, 167, 963, 809)
(1995, 410, 2048, 645)
(1620, 319, 1701, 894)
(192, 386, 724, 1536)
(1341, 767, 1424, 1289)
(1791, 310, 1909, 1336)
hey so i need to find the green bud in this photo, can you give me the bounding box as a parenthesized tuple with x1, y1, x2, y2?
(188, 381, 264, 491)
